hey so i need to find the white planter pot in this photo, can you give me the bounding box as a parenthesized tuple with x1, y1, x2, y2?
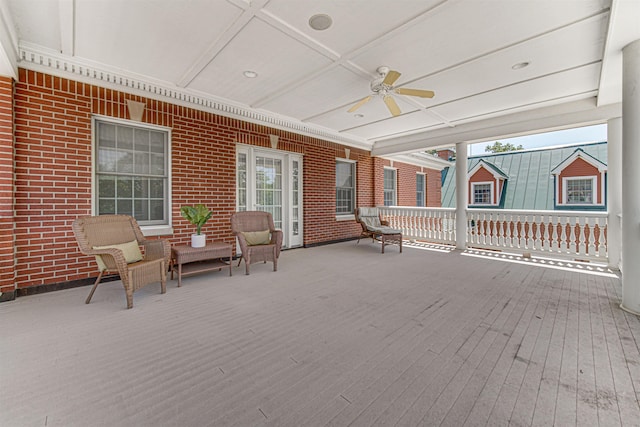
(191, 234, 206, 248)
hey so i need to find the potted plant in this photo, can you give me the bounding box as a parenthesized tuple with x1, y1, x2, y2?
(180, 204, 212, 248)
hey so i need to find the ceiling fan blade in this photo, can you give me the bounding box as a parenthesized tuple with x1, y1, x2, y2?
(383, 95, 401, 117)
(395, 88, 435, 98)
(382, 70, 401, 86)
(347, 96, 372, 113)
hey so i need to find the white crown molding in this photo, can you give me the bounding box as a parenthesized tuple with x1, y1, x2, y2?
(17, 42, 372, 151)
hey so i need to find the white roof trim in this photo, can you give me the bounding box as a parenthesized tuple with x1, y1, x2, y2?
(16, 42, 372, 151)
(468, 160, 508, 180)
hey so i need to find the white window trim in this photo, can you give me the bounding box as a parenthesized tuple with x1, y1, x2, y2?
(336, 158, 356, 220)
(470, 181, 496, 206)
(91, 115, 173, 236)
(562, 175, 601, 206)
(384, 167, 397, 207)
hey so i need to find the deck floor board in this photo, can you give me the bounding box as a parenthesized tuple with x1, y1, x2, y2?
(1, 241, 637, 427)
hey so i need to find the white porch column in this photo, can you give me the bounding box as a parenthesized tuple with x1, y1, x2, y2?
(621, 39, 640, 315)
(455, 142, 468, 249)
(607, 117, 622, 270)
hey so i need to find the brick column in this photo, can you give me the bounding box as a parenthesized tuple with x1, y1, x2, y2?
(0, 76, 15, 301)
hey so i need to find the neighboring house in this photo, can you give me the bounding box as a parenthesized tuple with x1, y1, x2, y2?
(441, 141, 608, 211)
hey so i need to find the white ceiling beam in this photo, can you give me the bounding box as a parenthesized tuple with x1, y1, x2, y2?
(58, 0, 74, 56)
(372, 98, 621, 156)
(177, 0, 269, 88)
(252, 0, 451, 109)
(597, 0, 640, 107)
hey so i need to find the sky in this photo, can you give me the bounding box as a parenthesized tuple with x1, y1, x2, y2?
(468, 123, 608, 155)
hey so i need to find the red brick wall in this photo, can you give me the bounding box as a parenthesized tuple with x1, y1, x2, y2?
(558, 157, 603, 204)
(10, 69, 446, 290)
(374, 159, 442, 207)
(12, 69, 385, 289)
(0, 76, 14, 295)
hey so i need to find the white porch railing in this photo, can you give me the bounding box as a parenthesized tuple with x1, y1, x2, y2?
(379, 207, 608, 262)
(379, 206, 456, 245)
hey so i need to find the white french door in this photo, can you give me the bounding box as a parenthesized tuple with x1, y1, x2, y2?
(236, 145, 303, 248)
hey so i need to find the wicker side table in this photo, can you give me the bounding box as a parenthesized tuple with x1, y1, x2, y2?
(171, 242, 232, 287)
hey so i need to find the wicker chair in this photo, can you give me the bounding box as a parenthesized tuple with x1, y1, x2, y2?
(72, 215, 171, 309)
(355, 207, 403, 254)
(230, 211, 283, 275)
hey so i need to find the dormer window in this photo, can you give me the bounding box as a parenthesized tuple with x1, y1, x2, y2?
(467, 160, 507, 207)
(472, 182, 493, 205)
(564, 176, 595, 205)
(551, 148, 606, 209)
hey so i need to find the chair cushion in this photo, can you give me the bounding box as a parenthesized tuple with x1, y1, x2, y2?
(369, 226, 402, 235)
(241, 230, 271, 246)
(93, 240, 143, 271)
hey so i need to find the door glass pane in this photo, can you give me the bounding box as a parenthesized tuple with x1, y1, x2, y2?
(256, 155, 282, 230)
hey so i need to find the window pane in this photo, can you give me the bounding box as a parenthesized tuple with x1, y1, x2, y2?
(135, 152, 150, 174)
(117, 199, 133, 216)
(99, 123, 116, 148)
(118, 126, 133, 150)
(149, 200, 164, 221)
(98, 199, 115, 214)
(134, 199, 149, 221)
(98, 176, 116, 198)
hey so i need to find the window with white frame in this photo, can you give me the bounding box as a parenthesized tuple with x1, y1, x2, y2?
(94, 118, 170, 227)
(384, 168, 397, 206)
(564, 177, 595, 205)
(416, 173, 425, 206)
(336, 160, 356, 215)
(472, 182, 493, 205)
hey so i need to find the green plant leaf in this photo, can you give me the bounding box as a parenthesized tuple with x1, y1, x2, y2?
(180, 204, 212, 235)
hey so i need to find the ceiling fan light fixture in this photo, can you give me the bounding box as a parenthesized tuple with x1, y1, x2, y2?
(309, 14, 332, 31)
(243, 70, 258, 78)
(511, 61, 530, 70)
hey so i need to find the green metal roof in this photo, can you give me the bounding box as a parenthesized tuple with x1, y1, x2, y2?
(441, 141, 608, 210)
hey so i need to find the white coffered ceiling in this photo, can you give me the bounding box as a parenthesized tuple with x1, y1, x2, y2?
(1, 0, 638, 155)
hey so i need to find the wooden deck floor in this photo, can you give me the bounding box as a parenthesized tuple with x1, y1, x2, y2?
(1, 241, 639, 426)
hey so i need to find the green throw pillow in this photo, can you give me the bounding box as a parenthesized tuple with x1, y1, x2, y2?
(93, 240, 143, 271)
(241, 230, 271, 246)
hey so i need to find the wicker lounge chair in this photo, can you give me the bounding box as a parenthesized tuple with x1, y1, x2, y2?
(355, 207, 403, 254)
(72, 215, 171, 309)
(231, 211, 283, 275)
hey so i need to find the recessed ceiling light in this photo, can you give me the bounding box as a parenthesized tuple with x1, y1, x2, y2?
(511, 61, 530, 70)
(354, 114, 364, 118)
(309, 14, 332, 31)
(243, 70, 258, 78)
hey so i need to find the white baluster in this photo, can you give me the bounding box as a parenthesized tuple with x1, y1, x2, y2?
(598, 217, 607, 258)
(534, 215, 542, 251)
(569, 217, 577, 254)
(542, 215, 551, 253)
(587, 217, 596, 256)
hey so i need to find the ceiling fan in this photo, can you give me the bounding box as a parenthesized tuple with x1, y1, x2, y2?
(347, 66, 435, 117)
